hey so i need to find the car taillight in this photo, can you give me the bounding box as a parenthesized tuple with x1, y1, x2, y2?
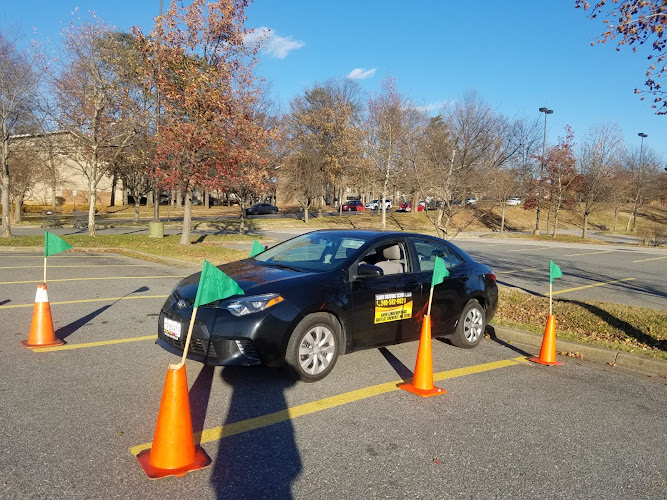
(489, 272, 496, 282)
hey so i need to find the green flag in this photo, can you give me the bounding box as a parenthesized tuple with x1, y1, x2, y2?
(193, 260, 244, 308)
(431, 256, 450, 288)
(549, 260, 563, 283)
(45, 231, 73, 257)
(249, 240, 264, 258)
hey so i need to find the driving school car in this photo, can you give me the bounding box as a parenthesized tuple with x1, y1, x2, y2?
(158, 230, 498, 382)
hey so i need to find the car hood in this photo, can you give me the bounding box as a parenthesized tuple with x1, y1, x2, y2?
(174, 259, 315, 302)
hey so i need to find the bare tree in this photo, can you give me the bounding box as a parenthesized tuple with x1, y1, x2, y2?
(0, 31, 38, 237)
(624, 145, 662, 231)
(44, 22, 137, 235)
(364, 77, 412, 229)
(577, 123, 624, 238)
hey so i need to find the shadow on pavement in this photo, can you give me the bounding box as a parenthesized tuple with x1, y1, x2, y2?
(486, 325, 534, 357)
(55, 286, 150, 342)
(378, 346, 413, 380)
(211, 366, 301, 499)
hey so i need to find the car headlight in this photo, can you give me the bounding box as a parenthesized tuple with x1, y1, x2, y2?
(224, 293, 284, 317)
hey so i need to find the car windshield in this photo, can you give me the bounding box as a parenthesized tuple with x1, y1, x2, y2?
(254, 233, 369, 271)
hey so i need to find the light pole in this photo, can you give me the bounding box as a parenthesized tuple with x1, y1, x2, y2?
(638, 132, 647, 171)
(535, 107, 553, 235)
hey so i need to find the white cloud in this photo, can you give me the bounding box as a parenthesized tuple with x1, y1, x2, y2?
(347, 68, 377, 80)
(245, 26, 304, 59)
(417, 100, 449, 114)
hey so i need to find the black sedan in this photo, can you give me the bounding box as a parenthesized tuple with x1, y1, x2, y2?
(246, 203, 278, 215)
(158, 230, 498, 382)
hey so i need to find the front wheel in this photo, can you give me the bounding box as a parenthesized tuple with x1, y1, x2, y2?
(285, 313, 340, 382)
(451, 299, 485, 349)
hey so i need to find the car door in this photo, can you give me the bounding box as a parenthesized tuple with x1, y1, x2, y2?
(348, 240, 424, 349)
(408, 238, 467, 337)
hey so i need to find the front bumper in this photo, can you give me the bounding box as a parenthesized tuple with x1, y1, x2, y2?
(157, 293, 300, 367)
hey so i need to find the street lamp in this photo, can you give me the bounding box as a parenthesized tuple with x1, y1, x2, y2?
(638, 132, 647, 171)
(535, 107, 553, 235)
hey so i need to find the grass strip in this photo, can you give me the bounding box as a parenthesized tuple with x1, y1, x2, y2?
(494, 287, 667, 360)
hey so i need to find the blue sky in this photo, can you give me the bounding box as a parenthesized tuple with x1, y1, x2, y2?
(1, 1, 664, 160)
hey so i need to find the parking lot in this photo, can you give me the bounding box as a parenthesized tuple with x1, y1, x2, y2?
(1, 250, 666, 499)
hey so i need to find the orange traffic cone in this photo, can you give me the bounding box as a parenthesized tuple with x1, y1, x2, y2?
(137, 364, 211, 479)
(529, 315, 563, 366)
(399, 315, 446, 397)
(20, 283, 64, 348)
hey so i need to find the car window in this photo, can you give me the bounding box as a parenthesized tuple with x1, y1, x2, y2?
(413, 239, 463, 272)
(359, 241, 408, 275)
(255, 233, 369, 271)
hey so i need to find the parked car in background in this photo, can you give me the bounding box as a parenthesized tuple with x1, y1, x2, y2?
(506, 197, 522, 206)
(157, 229, 498, 382)
(398, 201, 426, 212)
(464, 197, 478, 206)
(342, 200, 366, 212)
(365, 199, 392, 210)
(246, 203, 279, 215)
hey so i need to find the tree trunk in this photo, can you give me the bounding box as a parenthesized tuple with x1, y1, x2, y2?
(239, 200, 246, 235)
(304, 201, 309, 224)
(88, 169, 97, 236)
(51, 184, 57, 210)
(500, 204, 506, 233)
(122, 187, 128, 206)
(1, 139, 11, 237)
(583, 212, 589, 239)
(14, 194, 23, 224)
(179, 186, 192, 245)
(110, 171, 117, 207)
(134, 200, 140, 223)
(176, 186, 182, 207)
(545, 200, 552, 237)
(381, 176, 389, 230)
(613, 205, 618, 232)
(411, 192, 419, 217)
(205, 190, 210, 210)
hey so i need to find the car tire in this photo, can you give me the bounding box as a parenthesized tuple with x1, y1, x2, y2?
(450, 299, 485, 349)
(285, 312, 340, 382)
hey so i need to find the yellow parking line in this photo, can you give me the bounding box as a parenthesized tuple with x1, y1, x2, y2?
(564, 250, 615, 257)
(33, 335, 156, 352)
(0, 265, 148, 269)
(507, 247, 552, 253)
(552, 278, 635, 296)
(0, 275, 186, 285)
(496, 268, 538, 275)
(632, 255, 667, 263)
(0, 295, 169, 309)
(129, 357, 525, 456)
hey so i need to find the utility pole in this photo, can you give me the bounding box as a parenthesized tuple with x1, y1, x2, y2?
(535, 107, 553, 235)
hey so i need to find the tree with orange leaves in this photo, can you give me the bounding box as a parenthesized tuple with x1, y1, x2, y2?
(135, 0, 270, 244)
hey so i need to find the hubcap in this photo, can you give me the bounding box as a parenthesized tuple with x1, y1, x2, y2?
(463, 307, 484, 343)
(298, 325, 335, 375)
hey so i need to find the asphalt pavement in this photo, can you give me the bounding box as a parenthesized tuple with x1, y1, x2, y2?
(0, 250, 665, 498)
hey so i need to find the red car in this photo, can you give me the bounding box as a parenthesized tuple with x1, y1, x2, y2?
(342, 200, 365, 212)
(399, 201, 426, 212)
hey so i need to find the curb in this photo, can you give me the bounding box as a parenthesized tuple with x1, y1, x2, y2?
(491, 325, 667, 378)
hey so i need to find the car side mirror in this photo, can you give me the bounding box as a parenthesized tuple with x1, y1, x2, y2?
(356, 263, 384, 278)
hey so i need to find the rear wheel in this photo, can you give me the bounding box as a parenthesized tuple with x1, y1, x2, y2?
(285, 313, 340, 382)
(451, 299, 485, 348)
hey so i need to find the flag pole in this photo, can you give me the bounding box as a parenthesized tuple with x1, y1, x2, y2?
(170, 307, 198, 370)
(44, 257, 47, 284)
(549, 281, 553, 316)
(426, 286, 435, 317)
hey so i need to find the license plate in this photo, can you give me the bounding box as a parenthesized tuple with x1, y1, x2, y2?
(163, 317, 182, 340)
